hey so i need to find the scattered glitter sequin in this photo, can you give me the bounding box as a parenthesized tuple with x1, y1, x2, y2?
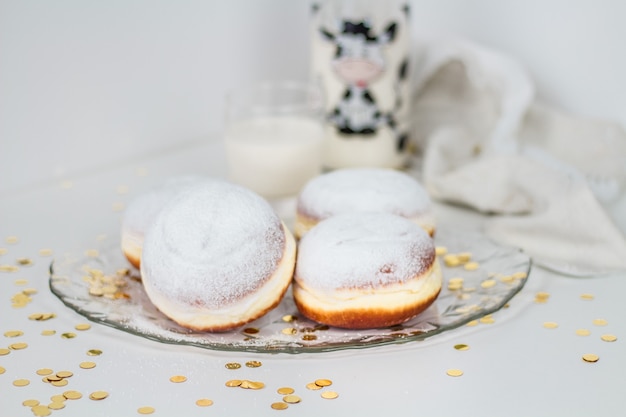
(4, 330, 24, 337)
(321, 391, 339, 399)
(61, 332, 76, 339)
(306, 382, 322, 390)
(576, 329, 591, 336)
(466, 320, 479, 327)
(16, 257, 33, 266)
(225, 380, 242, 387)
(32, 405, 51, 416)
(246, 360, 262, 368)
(169, 375, 187, 383)
(282, 327, 297, 335)
(0, 348, 11, 355)
(243, 327, 259, 334)
(601, 334, 617, 342)
(9, 342, 28, 350)
(39, 249, 54, 257)
(1, 264, 20, 272)
(582, 353, 599, 363)
(63, 390, 82, 400)
(56, 371, 73, 378)
(6, 236, 19, 244)
(138, 406, 155, 414)
(196, 398, 213, 407)
(302, 334, 317, 341)
(592, 318, 608, 326)
(48, 402, 65, 410)
(543, 322, 559, 329)
(283, 395, 301, 404)
(271, 402, 289, 410)
(446, 369, 464, 377)
(41, 330, 56, 336)
(80, 362, 96, 369)
(13, 378, 30, 386)
(435, 246, 448, 256)
(479, 315, 495, 324)
(225, 362, 241, 370)
(75, 323, 91, 331)
(22, 399, 39, 406)
(277, 387, 294, 395)
(89, 391, 109, 400)
(315, 379, 332, 387)
(454, 344, 470, 351)
(87, 349, 103, 356)
(36, 368, 54, 376)
(14, 279, 28, 286)
(480, 279, 496, 289)
(580, 293, 594, 300)
(464, 261, 479, 271)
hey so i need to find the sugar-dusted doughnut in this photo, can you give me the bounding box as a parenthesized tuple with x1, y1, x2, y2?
(293, 212, 441, 329)
(121, 176, 204, 269)
(295, 168, 435, 239)
(140, 179, 296, 332)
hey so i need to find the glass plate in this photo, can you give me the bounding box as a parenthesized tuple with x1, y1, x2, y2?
(49, 229, 531, 354)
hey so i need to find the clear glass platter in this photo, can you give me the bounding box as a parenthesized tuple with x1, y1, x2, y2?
(49, 229, 531, 354)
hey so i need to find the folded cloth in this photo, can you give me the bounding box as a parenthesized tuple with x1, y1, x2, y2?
(410, 36, 626, 275)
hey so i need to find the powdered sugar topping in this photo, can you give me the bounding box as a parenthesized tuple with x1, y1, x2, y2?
(296, 213, 435, 290)
(141, 179, 285, 309)
(297, 168, 431, 219)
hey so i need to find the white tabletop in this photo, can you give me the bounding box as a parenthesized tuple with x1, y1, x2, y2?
(1, 140, 624, 417)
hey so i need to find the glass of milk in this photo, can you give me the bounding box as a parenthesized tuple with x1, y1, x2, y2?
(224, 81, 325, 198)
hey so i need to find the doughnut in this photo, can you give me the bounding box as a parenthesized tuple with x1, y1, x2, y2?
(295, 168, 435, 239)
(140, 179, 296, 332)
(293, 212, 442, 329)
(121, 176, 203, 269)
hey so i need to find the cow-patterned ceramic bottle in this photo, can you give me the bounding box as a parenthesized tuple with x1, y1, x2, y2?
(311, 0, 411, 169)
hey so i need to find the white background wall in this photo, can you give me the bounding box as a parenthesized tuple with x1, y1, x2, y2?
(1, 0, 625, 194)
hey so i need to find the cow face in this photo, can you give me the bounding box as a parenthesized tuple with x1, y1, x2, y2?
(321, 20, 397, 87)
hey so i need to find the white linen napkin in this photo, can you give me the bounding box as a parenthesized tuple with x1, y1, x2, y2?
(409, 36, 626, 275)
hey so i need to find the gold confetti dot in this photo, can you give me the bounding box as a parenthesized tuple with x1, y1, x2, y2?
(593, 318, 608, 326)
(61, 332, 76, 339)
(512, 271, 528, 279)
(9, 342, 27, 350)
(576, 329, 591, 336)
(281, 327, 297, 335)
(244, 380, 265, 390)
(87, 349, 103, 356)
(16, 257, 33, 266)
(169, 375, 187, 383)
(446, 369, 464, 377)
(283, 394, 301, 404)
(1, 264, 19, 272)
(246, 360, 262, 368)
(42, 330, 56, 336)
(454, 344, 470, 351)
(0, 366, 5, 374)
(302, 334, 317, 341)
(435, 246, 448, 256)
(282, 314, 297, 322)
(31, 405, 51, 417)
(39, 249, 53, 256)
(580, 293, 594, 300)
(63, 390, 83, 400)
(479, 315, 495, 324)
(443, 254, 461, 267)
(56, 371, 73, 378)
(48, 401, 65, 410)
(14, 279, 28, 286)
(0, 348, 11, 355)
(601, 334, 617, 342)
(23, 399, 39, 406)
(315, 379, 332, 387)
(0, 247, 6, 254)
(543, 321, 559, 329)
(457, 252, 472, 262)
(138, 406, 155, 414)
(195, 398, 213, 407)
(535, 292, 550, 303)
(13, 378, 30, 386)
(582, 353, 599, 363)
(80, 361, 96, 369)
(89, 391, 109, 400)
(464, 261, 479, 271)
(306, 382, 322, 390)
(480, 279, 497, 289)
(52, 379, 69, 387)
(277, 387, 294, 395)
(321, 391, 339, 399)
(466, 320, 479, 327)
(243, 327, 259, 334)
(271, 402, 289, 410)
(4, 330, 24, 337)
(225, 362, 241, 370)
(225, 380, 242, 387)
(75, 323, 91, 331)
(6, 236, 19, 244)
(50, 394, 66, 403)
(37, 368, 54, 376)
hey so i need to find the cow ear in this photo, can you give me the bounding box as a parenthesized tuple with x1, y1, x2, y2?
(319, 27, 335, 41)
(381, 22, 397, 43)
